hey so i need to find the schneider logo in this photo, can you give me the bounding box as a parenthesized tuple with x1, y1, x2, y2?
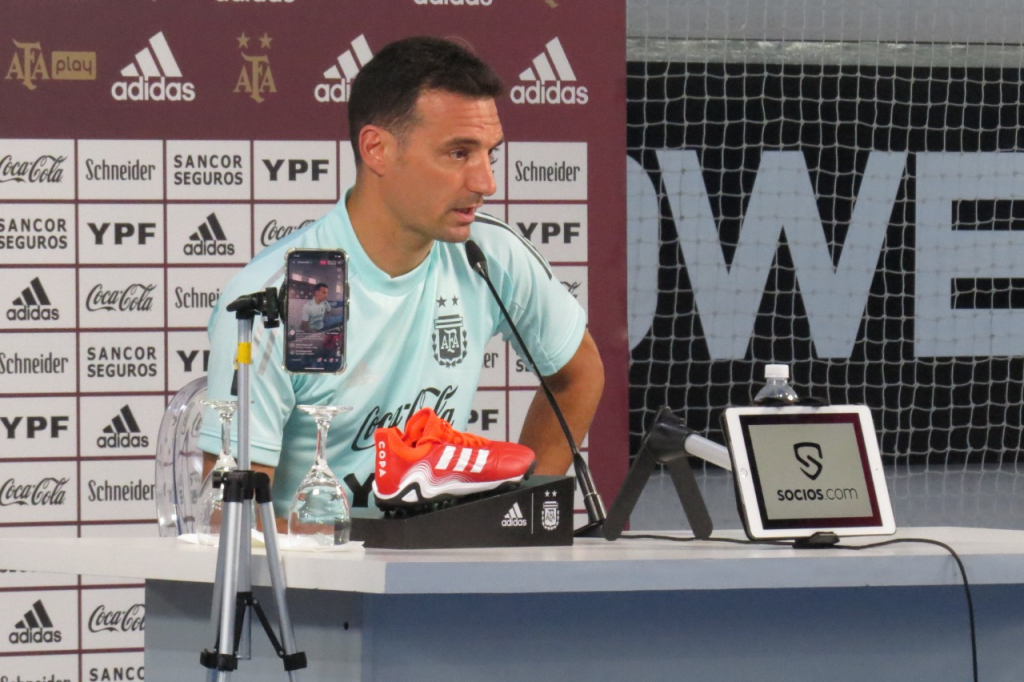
(502, 502, 528, 527)
(315, 35, 372, 103)
(185, 213, 235, 256)
(9, 600, 62, 645)
(99, 405, 148, 448)
(511, 37, 587, 105)
(7, 277, 59, 322)
(112, 32, 195, 102)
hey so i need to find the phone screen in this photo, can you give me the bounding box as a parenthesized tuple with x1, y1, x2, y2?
(284, 248, 347, 374)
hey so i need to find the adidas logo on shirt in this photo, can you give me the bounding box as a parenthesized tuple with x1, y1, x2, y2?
(502, 502, 528, 528)
(7, 277, 59, 322)
(111, 31, 196, 102)
(9, 600, 62, 645)
(183, 213, 235, 256)
(97, 405, 149, 449)
(511, 37, 588, 105)
(315, 35, 373, 103)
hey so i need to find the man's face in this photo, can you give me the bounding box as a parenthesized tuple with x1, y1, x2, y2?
(379, 89, 504, 245)
(313, 286, 328, 303)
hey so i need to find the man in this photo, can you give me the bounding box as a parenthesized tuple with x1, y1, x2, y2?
(199, 36, 604, 521)
(300, 283, 333, 332)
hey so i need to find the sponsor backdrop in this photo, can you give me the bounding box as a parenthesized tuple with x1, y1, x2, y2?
(0, 1, 627, 678)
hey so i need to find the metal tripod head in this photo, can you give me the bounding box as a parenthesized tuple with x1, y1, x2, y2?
(226, 286, 283, 328)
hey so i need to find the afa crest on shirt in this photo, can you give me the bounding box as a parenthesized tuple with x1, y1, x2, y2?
(433, 314, 468, 367)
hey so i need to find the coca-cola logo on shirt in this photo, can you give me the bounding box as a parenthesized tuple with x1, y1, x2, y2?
(88, 603, 145, 633)
(0, 476, 68, 506)
(85, 283, 155, 312)
(0, 154, 66, 184)
(260, 218, 315, 247)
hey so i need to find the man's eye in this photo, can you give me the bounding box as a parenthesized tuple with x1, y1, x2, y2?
(488, 152, 499, 165)
(450, 149, 468, 160)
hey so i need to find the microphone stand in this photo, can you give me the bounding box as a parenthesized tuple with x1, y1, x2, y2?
(465, 241, 607, 536)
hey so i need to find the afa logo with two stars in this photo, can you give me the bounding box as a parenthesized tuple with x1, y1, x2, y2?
(432, 293, 468, 367)
(235, 31, 276, 103)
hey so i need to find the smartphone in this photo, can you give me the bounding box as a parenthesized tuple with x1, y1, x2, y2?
(283, 248, 348, 374)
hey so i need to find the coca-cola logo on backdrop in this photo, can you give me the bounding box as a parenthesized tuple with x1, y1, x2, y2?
(85, 283, 155, 312)
(0, 154, 66, 184)
(0, 476, 68, 506)
(88, 603, 145, 633)
(261, 218, 315, 247)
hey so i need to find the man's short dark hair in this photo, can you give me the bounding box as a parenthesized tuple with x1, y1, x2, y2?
(315, 283, 328, 291)
(348, 36, 504, 159)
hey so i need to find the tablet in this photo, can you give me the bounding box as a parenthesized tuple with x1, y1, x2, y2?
(720, 405, 895, 540)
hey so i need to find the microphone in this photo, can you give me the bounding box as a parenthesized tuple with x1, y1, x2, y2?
(465, 239, 607, 536)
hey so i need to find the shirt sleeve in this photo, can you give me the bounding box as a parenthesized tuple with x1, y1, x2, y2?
(491, 234, 587, 377)
(197, 304, 295, 468)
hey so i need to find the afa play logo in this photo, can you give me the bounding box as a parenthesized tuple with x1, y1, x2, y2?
(9, 599, 62, 644)
(112, 32, 195, 102)
(315, 34, 372, 103)
(5, 40, 96, 90)
(511, 37, 587, 105)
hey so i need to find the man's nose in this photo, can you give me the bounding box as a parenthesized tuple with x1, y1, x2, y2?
(467, 155, 497, 196)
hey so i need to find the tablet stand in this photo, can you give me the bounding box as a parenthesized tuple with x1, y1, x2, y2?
(603, 406, 719, 541)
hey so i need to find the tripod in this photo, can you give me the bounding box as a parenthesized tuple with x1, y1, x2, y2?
(200, 287, 306, 681)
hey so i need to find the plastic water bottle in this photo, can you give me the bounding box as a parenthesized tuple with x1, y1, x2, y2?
(754, 363, 799, 404)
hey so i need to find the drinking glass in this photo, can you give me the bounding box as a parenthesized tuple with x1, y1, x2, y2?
(196, 399, 238, 545)
(288, 405, 353, 546)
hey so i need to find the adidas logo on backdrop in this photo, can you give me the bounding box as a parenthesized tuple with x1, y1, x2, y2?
(98, 405, 148, 449)
(111, 31, 196, 102)
(184, 213, 235, 256)
(502, 502, 528, 528)
(511, 37, 588, 105)
(9, 600, 62, 645)
(315, 35, 372, 103)
(7, 277, 59, 322)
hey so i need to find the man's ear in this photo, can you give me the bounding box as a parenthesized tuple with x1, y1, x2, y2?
(357, 125, 394, 176)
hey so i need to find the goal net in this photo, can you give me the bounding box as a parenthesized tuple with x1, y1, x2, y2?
(626, 0, 1024, 528)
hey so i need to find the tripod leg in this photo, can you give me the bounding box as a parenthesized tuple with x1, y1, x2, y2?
(213, 498, 244, 681)
(236, 499, 253, 660)
(205, 519, 232, 682)
(257, 497, 307, 679)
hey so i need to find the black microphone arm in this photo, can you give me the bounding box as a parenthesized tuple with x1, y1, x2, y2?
(465, 239, 607, 536)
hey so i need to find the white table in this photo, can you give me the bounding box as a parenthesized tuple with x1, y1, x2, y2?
(1, 527, 1022, 681)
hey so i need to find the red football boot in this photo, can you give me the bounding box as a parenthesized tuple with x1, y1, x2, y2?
(372, 408, 536, 508)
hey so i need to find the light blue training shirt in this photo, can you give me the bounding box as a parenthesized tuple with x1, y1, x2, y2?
(198, 195, 586, 517)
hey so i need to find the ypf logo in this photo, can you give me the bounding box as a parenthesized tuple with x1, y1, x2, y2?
(112, 32, 195, 102)
(88, 221, 157, 246)
(9, 599, 62, 645)
(315, 34, 372, 103)
(794, 442, 824, 480)
(511, 37, 588, 105)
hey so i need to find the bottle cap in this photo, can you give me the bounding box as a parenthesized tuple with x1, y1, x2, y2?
(764, 364, 789, 380)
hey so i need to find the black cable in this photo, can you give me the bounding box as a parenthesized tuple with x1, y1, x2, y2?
(621, 533, 978, 682)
